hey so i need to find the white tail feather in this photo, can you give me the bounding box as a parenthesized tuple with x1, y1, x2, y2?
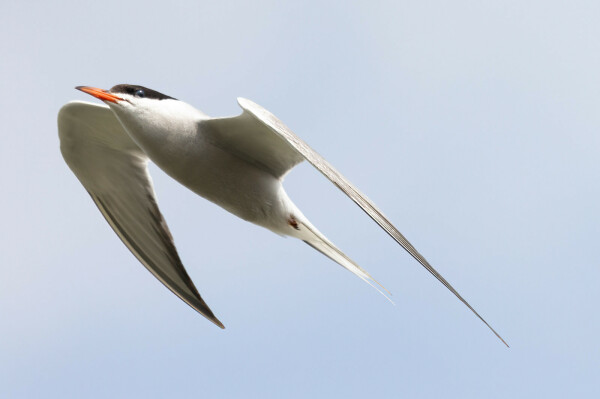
(299, 222, 394, 304)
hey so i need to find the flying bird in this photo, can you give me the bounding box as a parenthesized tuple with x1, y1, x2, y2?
(58, 84, 507, 346)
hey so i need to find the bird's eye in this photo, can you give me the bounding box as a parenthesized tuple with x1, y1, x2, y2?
(134, 89, 146, 98)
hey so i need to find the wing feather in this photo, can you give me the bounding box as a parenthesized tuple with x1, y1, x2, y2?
(208, 97, 506, 345)
(200, 109, 304, 178)
(58, 101, 223, 328)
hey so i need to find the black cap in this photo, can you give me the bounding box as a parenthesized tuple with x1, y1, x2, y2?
(110, 84, 177, 101)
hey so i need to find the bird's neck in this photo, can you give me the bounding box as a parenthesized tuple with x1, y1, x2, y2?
(114, 107, 205, 173)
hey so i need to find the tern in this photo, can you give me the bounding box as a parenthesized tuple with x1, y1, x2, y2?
(58, 84, 507, 346)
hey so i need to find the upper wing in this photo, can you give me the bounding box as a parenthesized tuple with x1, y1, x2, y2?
(58, 101, 223, 328)
(204, 97, 507, 346)
(200, 106, 305, 179)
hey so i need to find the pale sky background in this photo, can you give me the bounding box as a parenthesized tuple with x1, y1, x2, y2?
(1, 0, 599, 397)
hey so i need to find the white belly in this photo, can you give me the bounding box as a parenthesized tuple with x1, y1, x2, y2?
(153, 138, 288, 226)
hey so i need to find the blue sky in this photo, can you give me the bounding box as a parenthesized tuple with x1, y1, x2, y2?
(1, 1, 599, 397)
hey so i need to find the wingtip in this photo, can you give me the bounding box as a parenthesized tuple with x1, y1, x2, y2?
(480, 317, 509, 347)
(498, 335, 510, 348)
(489, 327, 509, 347)
(214, 319, 226, 329)
(196, 309, 225, 329)
(193, 302, 225, 329)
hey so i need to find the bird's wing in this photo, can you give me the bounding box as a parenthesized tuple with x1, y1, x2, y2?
(58, 101, 223, 328)
(204, 97, 506, 346)
(200, 104, 305, 178)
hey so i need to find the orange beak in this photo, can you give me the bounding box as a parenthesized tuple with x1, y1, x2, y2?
(76, 86, 123, 103)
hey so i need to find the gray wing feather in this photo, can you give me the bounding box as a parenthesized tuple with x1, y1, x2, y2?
(58, 101, 223, 328)
(232, 97, 507, 346)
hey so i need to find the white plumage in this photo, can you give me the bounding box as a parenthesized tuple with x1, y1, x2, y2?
(58, 85, 506, 346)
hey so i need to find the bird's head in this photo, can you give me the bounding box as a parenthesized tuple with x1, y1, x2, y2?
(75, 84, 205, 140)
